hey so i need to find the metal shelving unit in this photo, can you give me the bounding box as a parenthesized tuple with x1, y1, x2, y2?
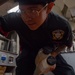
(0, 34, 18, 75)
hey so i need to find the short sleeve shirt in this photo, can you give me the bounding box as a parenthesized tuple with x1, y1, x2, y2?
(0, 12, 73, 51)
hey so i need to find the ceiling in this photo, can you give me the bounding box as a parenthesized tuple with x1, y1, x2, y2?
(0, 0, 75, 6)
(0, 0, 75, 15)
(0, 0, 8, 6)
(0, 0, 18, 15)
(63, 0, 75, 8)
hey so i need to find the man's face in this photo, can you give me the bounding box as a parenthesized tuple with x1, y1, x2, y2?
(19, 4, 49, 30)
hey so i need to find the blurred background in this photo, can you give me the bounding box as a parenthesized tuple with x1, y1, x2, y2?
(0, 0, 75, 75)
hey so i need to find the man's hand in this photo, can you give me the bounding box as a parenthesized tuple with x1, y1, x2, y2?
(39, 61, 56, 74)
(34, 49, 56, 75)
(34, 58, 56, 75)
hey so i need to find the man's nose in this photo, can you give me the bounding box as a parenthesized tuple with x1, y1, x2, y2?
(26, 13, 35, 18)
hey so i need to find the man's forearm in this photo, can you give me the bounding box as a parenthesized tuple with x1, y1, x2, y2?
(51, 45, 66, 57)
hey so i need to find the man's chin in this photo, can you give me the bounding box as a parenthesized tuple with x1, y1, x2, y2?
(26, 23, 41, 30)
(29, 27, 39, 30)
(28, 25, 39, 31)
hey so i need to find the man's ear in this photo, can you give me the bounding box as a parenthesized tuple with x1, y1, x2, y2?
(46, 2, 54, 14)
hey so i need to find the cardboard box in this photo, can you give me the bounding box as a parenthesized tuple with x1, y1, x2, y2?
(0, 66, 6, 75)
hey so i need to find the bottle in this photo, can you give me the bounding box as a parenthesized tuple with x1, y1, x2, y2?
(34, 47, 56, 75)
(35, 47, 52, 66)
(40, 55, 56, 74)
(10, 39, 16, 53)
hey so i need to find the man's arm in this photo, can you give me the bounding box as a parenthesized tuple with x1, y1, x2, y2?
(51, 45, 66, 57)
(0, 13, 17, 35)
(51, 20, 73, 57)
(0, 21, 9, 37)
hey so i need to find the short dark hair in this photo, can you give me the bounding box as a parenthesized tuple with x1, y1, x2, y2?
(14, 0, 55, 5)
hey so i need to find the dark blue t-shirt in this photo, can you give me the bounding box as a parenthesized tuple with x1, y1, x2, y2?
(0, 12, 72, 51)
(0, 12, 73, 74)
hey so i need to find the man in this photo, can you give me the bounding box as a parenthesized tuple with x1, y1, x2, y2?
(0, 0, 75, 75)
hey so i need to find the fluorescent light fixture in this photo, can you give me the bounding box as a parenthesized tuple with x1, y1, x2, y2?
(7, 5, 19, 13)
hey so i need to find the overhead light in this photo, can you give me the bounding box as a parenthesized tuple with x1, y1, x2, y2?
(7, 5, 19, 13)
